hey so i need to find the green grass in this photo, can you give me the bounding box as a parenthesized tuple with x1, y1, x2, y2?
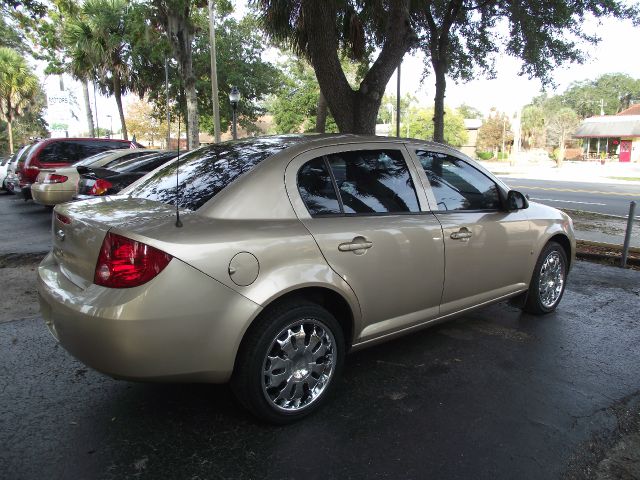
(607, 176, 640, 181)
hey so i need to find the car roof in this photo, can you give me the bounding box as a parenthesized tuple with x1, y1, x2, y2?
(35, 137, 134, 145)
(220, 133, 462, 158)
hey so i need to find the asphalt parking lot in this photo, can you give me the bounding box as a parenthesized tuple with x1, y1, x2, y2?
(1, 193, 639, 480)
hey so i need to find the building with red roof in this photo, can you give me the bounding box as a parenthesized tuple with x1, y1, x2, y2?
(573, 104, 640, 162)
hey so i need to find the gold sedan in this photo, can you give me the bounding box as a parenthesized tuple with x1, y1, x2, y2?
(31, 149, 160, 206)
(38, 135, 575, 423)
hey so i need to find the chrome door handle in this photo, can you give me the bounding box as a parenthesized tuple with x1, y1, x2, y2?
(338, 237, 373, 253)
(450, 228, 472, 240)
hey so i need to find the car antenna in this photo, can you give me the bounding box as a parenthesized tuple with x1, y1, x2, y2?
(174, 64, 183, 228)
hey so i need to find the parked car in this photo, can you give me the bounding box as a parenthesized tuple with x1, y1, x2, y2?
(17, 138, 141, 200)
(75, 151, 179, 199)
(5, 144, 35, 193)
(32, 149, 161, 207)
(1, 155, 12, 190)
(38, 135, 575, 423)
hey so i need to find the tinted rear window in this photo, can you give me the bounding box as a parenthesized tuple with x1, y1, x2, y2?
(73, 150, 113, 167)
(128, 138, 289, 210)
(113, 152, 177, 173)
(101, 150, 157, 169)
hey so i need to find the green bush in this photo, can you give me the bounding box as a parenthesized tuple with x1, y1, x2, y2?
(496, 152, 509, 160)
(476, 151, 494, 160)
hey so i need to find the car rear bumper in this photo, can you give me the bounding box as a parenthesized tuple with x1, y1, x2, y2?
(32, 184, 76, 206)
(37, 252, 262, 383)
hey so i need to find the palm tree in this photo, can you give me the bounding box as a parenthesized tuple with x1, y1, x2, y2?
(64, 0, 131, 140)
(149, 0, 200, 150)
(0, 48, 39, 153)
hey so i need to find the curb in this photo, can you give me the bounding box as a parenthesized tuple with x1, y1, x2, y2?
(576, 239, 640, 254)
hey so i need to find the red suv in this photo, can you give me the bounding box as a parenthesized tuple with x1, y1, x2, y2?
(17, 138, 141, 199)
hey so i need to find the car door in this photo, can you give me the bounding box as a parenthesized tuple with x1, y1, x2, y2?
(407, 147, 532, 315)
(285, 142, 445, 344)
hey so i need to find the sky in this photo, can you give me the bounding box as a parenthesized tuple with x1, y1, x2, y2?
(40, 6, 640, 135)
(386, 16, 640, 115)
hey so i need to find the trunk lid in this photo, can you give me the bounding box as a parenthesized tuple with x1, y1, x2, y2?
(52, 196, 179, 288)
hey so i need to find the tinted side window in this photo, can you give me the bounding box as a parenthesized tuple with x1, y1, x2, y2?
(326, 150, 419, 214)
(416, 151, 501, 211)
(38, 141, 83, 164)
(297, 158, 341, 216)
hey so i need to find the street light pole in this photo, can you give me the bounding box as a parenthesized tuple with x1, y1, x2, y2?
(208, 0, 221, 143)
(229, 86, 240, 140)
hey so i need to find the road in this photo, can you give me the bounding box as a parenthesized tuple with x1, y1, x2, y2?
(1, 261, 639, 480)
(500, 177, 640, 219)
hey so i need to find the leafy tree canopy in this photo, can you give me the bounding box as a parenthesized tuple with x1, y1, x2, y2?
(268, 58, 338, 134)
(254, 0, 640, 142)
(402, 106, 468, 147)
(477, 111, 513, 153)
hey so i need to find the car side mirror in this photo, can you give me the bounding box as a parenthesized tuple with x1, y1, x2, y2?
(506, 190, 529, 210)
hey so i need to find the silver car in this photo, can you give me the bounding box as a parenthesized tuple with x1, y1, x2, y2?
(38, 135, 575, 423)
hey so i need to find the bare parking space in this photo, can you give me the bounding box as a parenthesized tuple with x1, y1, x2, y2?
(0, 192, 52, 257)
(1, 260, 639, 479)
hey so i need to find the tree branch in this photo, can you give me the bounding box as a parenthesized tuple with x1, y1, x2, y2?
(361, 0, 415, 97)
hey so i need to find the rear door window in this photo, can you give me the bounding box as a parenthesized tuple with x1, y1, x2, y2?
(297, 149, 421, 216)
(327, 149, 420, 214)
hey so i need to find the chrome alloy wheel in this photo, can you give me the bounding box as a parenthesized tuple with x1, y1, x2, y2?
(261, 320, 335, 412)
(538, 251, 565, 309)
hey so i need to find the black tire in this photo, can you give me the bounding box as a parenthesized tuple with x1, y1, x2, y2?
(523, 241, 568, 315)
(231, 300, 345, 424)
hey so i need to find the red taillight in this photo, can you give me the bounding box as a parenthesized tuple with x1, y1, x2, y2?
(55, 213, 71, 224)
(24, 166, 40, 184)
(43, 173, 68, 184)
(94, 232, 172, 288)
(89, 179, 113, 196)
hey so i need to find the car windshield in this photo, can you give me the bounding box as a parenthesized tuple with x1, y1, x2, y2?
(127, 137, 292, 211)
(73, 150, 115, 167)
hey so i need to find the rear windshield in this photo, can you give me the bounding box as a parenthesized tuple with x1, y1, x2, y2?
(100, 150, 157, 169)
(73, 150, 114, 167)
(127, 138, 289, 211)
(112, 152, 177, 173)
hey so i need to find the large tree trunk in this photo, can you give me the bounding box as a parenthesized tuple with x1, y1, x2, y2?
(82, 79, 95, 137)
(182, 55, 199, 149)
(301, 0, 414, 134)
(423, 1, 462, 144)
(315, 91, 328, 133)
(167, 14, 199, 150)
(113, 76, 128, 140)
(432, 62, 447, 143)
(7, 120, 13, 154)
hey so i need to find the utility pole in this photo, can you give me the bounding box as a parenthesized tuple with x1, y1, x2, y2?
(501, 115, 506, 156)
(208, 0, 221, 143)
(165, 58, 171, 148)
